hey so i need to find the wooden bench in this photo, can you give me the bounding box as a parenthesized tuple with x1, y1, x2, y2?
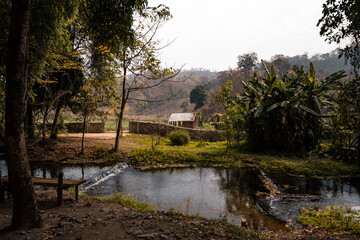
(0, 172, 85, 205)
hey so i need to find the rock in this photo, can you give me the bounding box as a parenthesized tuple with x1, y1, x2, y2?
(137, 234, 155, 239)
(95, 218, 107, 226)
(58, 221, 73, 228)
(100, 207, 111, 213)
(132, 229, 143, 235)
(19, 231, 26, 235)
(159, 234, 169, 240)
(70, 217, 83, 224)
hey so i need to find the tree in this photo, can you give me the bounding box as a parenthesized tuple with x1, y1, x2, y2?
(318, 0, 360, 76)
(239, 63, 345, 153)
(114, 5, 178, 152)
(5, 0, 42, 228)
(318, 0, 360, 134)
(1, 0, 151, 229)
(237, 52, 258, 70)
(269, 54, 291, 74)
(190, 85, 207, 110)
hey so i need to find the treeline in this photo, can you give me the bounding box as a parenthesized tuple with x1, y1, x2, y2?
(134, 48, 352, 118)
(0, 1, 179, 152)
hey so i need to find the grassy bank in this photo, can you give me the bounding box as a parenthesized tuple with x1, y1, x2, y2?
(257, 155, 359, 177)
(297, 206, 360, 234)
(64, 133, 359, 176)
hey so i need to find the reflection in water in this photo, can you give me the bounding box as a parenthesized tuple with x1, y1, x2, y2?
(86, 167, 286, 231)
(0, 159, 103, 181)
(2, 157, 360, 232)
(265, 172, 360, 225)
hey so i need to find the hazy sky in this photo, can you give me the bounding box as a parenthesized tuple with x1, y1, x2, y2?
(147, 0, 339, 71)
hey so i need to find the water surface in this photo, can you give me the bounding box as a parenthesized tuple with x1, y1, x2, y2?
(2, 157, 360, 232)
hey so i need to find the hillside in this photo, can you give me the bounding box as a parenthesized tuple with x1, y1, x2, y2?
(125, 49, 352, 121)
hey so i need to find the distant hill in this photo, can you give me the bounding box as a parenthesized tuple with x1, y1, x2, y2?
(125, 69, 218, 120)
(125, 49, 352, 121)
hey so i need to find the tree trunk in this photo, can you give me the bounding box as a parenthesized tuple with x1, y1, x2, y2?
(25, 99, 34, 139)
(115, 60, 128, 152)
(50, 100, 62, 139)
(5, 0, 42, 229)
(80, 106, 88, 154)
(42, 104, 49, 140)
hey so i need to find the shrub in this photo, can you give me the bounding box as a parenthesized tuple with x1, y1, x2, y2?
(297, 206, 360, 234)
(168, 130, 190, 146)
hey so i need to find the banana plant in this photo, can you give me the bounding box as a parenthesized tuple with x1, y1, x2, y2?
(237, 63, 345, 153)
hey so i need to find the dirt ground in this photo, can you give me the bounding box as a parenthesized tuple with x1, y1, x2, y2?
(1, 191, 359, 240)
(26, 133, 133, 163)
(1, 135, 360, 239)
(0, 191, 260, 240)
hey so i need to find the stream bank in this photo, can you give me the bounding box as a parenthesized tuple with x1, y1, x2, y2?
(2, 136, 360, 238)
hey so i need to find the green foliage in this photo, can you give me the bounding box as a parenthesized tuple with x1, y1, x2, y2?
(216, 80, 245, 150)
(298, 206, 360, 234)
(239, 63, 345, 153)
(69, 146, 125, 164)
(237, 52, 258, 70)
(318, 0, 360, 74)
(96, 192, 156, 212)
(129, 148, 199, 166)
(129, 148, 241, 168)
(168, 130, 190, 146)
(226, 223, 264, 240)
(190, 85, 207, 110)
(259, 157, 359, 176)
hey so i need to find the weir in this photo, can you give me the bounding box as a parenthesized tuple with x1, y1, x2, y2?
(80, 162, 128, 191)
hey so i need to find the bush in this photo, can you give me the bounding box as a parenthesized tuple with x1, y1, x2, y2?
(168, 130, 190, 146)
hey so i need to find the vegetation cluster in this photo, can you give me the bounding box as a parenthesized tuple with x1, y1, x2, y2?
(297, 206, 360, 234)
(168, 130, 190, 146)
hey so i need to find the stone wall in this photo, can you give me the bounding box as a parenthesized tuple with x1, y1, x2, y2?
(66, 122, 105, 133)
(129, 121, 224, 141)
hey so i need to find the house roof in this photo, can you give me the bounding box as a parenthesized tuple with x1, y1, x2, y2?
(168, 113, 196, 122)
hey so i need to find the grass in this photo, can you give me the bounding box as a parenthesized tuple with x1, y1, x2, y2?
(258, 155, 359, 177)
(60, 131, 359, 177)
(85, 192, 156, 211)
(297, 206, 360, 234)
(68, 145, 127, 164)
(123, 134, 360, 176)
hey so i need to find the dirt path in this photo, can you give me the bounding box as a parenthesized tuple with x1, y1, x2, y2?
(58, 131, 130, 140)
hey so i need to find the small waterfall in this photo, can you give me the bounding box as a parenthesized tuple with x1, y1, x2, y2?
(80, 162, 128, 191)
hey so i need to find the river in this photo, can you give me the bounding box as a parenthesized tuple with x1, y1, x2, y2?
(1, 157, 360, 232)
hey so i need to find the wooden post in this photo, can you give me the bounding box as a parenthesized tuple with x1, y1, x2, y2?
(0, 170, 4, 203)
(57, 172, 63, 206)
(75, 185, 79, 202)
(241, 218, 248, 229)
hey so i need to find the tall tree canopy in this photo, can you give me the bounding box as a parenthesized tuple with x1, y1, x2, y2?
(237, 52, 258, 70)
(190, 85, 207, 110)
(318, 0, 360, 75)
(2, 0, 153, 229)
